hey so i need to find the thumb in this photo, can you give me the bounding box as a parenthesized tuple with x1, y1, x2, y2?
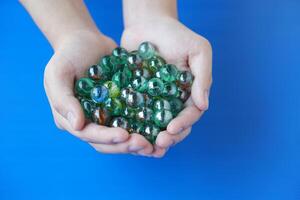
(189, 41, 212, 111)
(44, 52, 85, 131)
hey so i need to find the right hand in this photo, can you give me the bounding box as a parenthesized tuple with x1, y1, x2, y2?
(44, 30, 154, 155)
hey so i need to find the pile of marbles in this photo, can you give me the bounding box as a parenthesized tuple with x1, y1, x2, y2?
(75, 42, 193, 143)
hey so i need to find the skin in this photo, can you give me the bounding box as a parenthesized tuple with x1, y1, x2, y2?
(20, 0, 212, 158)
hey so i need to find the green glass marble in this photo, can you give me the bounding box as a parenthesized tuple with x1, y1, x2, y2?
(110, 117, 129, 130)
(162, 82, 178, 97)
(122, 107, 136, 119)
(177, 71, 194, 88)
(103, 81, 120, 98)
(104, 98, 123, 116)
(92, 107, 111, 125)
(147, 78, 164, 96)
(159, 64, 178, 82)
(136, 107, 153, 122)
(155, 71, 161, 79)
(129, 122, 144, 134)
(144, 93, 154, 107)
(143, 124, 161, 144)
(177, 87, 191, 102)
(75, 78, 95, 97)
(153, 99, 171, 111)
(125, 91, 145, 108)
(111, 47, 128, 65)
(90, 85, 109, 104)
(120, 87, 133, 101)
(112, 67, 132, 88)
(98, 55, 113, 69)
(87, 64, 110, 81)
(131, 76, 148, 92)
(133, 68, 151, 79)
(145, 56, 166, 73)
(138, 41, 156, 60)
(80, 98, 95, 119)
(169, 98, 183, 115)
(127, 50, 142, 70)
(153, 110, 173, 128)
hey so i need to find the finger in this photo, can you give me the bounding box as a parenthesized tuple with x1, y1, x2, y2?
(167, 100, 203, 134)
(90, 133, 154, 154)
(44, 52, 85, 131)
(53, 108, 129, 144)
(156, 128, 192, 149)
(189, 40, 212, 111)
(151, 145, 168, 158)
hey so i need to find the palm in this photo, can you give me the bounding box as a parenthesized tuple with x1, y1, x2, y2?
(122, 18, 212, 156)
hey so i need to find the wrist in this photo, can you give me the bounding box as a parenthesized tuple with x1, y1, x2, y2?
(123, 0, 178, 28)
(52, 29, 104, 52)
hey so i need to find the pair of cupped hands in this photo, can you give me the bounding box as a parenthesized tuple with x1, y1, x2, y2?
(44, 17, 212, 158)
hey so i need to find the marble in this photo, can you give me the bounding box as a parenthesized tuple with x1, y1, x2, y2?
(147, 78, 164, 96)
(153, 110, 173, 128)
(75, 78, 95, 97)
(138, 41, 156, 60)
(110, 117, 129, 130)
(177, 71, 194, 88)
(153, 99, 171, 111)
(91, 85, 109, 104)
(159, 64, 178, 82)
(103, 81, 120, 98)
(92, 107, 111, 125)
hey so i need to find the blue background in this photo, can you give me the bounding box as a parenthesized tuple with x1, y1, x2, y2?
(0, 0, 299, 199)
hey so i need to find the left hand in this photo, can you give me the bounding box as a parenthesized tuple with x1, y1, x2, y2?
(121, 17, 212, 157)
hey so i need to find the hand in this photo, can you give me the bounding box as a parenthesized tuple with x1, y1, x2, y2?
(121, 17, 212, 157)
(44, 30, 154, 155)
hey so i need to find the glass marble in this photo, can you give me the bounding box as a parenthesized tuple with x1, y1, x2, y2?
(145, 56, 166, 73)
(75, 78, 95, 97)
(104, 98, 123, 116)
(110, 117, 130, 130)
(122, 107, 136, 119)
(80, 98, 95, 119)
(111, 47, 128, 65)
(177, 87, 191, 102)
(127, 50, 142, 70)
(177, 71, 194, 88)
(120, 87, 132, 101)
(169, 98, 183, 114)
(131, 76, 148, 92)
(98, 55, 113, 69)
(90, 85, 109, 104)
(112, 67, 132, 88)
(133, 68, 151, 79)
(103, 81, 120, 98)
(92, 107, 111, 125)
(138, 41, 156, 60)
(125, 91, 145, 108)
(147, 78, 164, 96)
(155, 71, 161, 79)
(162, 82, 178, 97)
(144, 93, 154, 107)
(143, 124, 161, 144)
(153, 99, 171, 111)
(136, 107, 153, 122)
(87, 64, 110, 80)
(153, 110, 173, 128)
(159, 64, 178, 82)
(129, 122, 144, 134)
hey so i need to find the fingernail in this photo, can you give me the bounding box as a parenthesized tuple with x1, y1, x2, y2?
(128, 146, 144, 152)
(67, 112, 75, 129)
(177, 127, 184, 134)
